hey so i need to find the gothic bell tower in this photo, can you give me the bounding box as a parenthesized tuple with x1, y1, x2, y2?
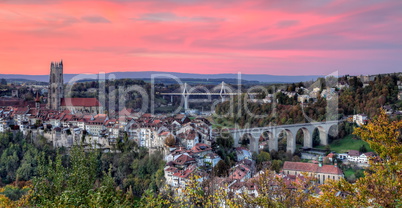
(48, 60, 64, 110)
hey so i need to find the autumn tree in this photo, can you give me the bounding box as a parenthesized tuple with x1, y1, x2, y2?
(308, 109, 402, 207)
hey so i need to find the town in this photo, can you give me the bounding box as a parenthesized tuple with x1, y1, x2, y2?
(2, 61, 400, 203)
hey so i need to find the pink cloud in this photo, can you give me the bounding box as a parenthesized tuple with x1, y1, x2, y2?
(0, 0, 401, 76)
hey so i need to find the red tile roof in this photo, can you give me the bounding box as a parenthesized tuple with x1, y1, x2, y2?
(327, 153, 335, 158)
(283, 161, 343, 175)
(191, 143, 212, 153)
(318, 165, 343, 175)
(173, 154, 195, 165)
(165, 167, 178, 173)
(230, 164, 250, 180)
(60, 98, 101, 107)
(173, 165, 196, 179)
(364, 152, 376, 157)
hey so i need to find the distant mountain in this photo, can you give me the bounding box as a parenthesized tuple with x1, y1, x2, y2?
(4, 78, 48, 85)
(0, 71, 320, 84)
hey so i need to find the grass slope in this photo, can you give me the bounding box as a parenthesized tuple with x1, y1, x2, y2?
(317, 134, 373, 153)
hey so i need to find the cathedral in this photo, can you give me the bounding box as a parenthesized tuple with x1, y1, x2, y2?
(47, 61, 101, 114)
(48, 61, 64, 110)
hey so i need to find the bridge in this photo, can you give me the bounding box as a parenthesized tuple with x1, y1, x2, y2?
(159, 82, 259, 110)
(228, 120, 340, 154)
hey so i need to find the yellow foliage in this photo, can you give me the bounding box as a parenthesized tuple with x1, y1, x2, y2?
(0, 185, 32, 208)
(308, 109, 402, 207)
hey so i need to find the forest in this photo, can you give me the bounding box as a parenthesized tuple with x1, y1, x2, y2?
(0, 131, 165, 207)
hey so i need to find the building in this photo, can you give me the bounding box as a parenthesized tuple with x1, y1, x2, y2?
(203, 152, 222, 168)
(282, 158, 344, 184)
(48, 61, 64, 110)
(60, 97, 101, 114)
(353, 114, 368, 126)
(85, 114, 108, 136)
(229, 163, 252, 182)
(235, 147, 252, 161)
(346, 150, 376, 163)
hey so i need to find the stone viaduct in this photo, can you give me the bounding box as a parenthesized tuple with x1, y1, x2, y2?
(229, 120, 340, 153)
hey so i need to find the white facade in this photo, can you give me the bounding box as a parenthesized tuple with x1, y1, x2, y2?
(353, 114, 367, 126)
(347, 153, 372, 163)
(85, 124, 105, 136)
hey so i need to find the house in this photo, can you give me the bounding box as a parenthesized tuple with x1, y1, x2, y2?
(337, 82, 349, 89)
(172, 153, 196, 169)
(259, 141, 268, 150)
(346, 150, 376, 163)
(184, 130, 199, 149)
(191, 143, 212, 157)
(229, 163, 252, 182)
(353, 114, 368, 126)
(326, 152, 336, 162)
(85, 114, 108, 136)
(337, 153, 348, 160)
(346, 150, 360, 162)
(203, 152, 222, 168)
(282, 159, 344, 184)
(171, 164, 197, 188)
(298, 94, 310, 103)
(13, 106, 29, 125)
(164, 166, 179, 187)
(0, 121, 8, 132)
(235, 147, 252, 161)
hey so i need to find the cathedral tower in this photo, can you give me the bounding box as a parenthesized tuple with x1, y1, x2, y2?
(48, 60, 64, 110)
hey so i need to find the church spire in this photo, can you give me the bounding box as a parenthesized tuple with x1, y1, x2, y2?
(47, 60, 64, 110)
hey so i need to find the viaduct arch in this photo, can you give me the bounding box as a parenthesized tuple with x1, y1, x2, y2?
(229, 121, 340, 153)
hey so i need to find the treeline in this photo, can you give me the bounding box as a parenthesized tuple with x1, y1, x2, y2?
(339, 74, 401, 117)
(215, 95, 330, 127)
(0, 131, 165, 206)
(0, 132, 56, 185)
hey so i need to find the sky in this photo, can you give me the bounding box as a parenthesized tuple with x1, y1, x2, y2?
(0, 0, 401, 76)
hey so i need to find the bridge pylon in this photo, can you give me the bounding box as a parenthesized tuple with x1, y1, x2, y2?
(220, 81, 228, 102)
(182, 83, 190, 110)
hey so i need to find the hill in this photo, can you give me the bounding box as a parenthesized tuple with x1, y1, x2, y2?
(0, 71, 319, 84)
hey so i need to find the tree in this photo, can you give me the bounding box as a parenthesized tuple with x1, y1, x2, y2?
(308, 109, 402, 207)
(216, 132, 234, 149)
(165, 134, 175, 147)
(256, 151, 271, 170)
(312, 129, 321, 147)
(213, 160, 229, 177)
(32, 145, 135, 207)
(256, 151, 271, 164)
(324, 145, 331, 155)
(271, 160, 283, 173)
(242, 170, 318, 207)
(359, 144, 367, 153)
(0, 78, 7, 85)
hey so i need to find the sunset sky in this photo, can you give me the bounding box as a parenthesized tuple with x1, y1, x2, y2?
(0, 0, 401, 76)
